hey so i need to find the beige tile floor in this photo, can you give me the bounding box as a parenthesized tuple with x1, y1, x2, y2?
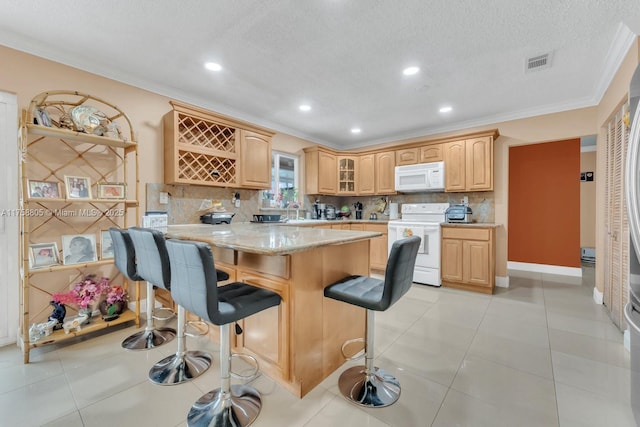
(0, 265, 636, 426)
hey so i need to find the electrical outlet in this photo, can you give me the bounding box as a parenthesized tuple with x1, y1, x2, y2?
(235, 199, 241, 208)
(159, 192, 169, 204)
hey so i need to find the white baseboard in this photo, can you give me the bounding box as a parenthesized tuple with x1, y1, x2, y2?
(507, 261, 582, 277)
(593, 287, 604, 305)
(495, 276, 509, 288)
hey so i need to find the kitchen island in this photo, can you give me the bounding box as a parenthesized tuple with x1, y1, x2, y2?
(163, 223, 382, 397)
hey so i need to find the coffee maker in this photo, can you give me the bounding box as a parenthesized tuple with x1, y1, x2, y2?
(353, 202, 363, 220)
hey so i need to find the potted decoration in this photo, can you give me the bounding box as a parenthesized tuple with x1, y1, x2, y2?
(99, 285, 128, 321)
(51, 274, 110, 324)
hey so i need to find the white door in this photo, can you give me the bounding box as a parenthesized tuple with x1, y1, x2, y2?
(0, 92, 19, 346)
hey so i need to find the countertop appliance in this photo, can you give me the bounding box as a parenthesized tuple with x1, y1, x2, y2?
(325, 204, 337, 220)
(395, 161, 445, 193)
(200, 212, 235, 224)
(445, 205, 473, 223)
(387, 203, 449, 286)
(625, 62, 640, 426)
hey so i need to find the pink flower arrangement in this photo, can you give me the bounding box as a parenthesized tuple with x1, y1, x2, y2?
(105, 285, 127, 305)
(52, 275, 110, 309)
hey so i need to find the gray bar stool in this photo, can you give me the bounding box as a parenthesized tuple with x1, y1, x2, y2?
(324, 235, 421, 408)
(128, 227, 212, 385)
(110, 227, 177, 350)
(166, 238, 281, 427)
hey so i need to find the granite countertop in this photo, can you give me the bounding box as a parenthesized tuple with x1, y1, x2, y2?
(440, 222, 500, 228)
(278, 219, 389, 226)
(164, 223, 382, 255)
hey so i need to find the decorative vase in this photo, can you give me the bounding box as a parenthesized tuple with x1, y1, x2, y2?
(98, 300, 125, 321)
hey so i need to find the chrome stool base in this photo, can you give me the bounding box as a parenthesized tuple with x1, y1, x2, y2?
(149, 350, 212, 385)
(338, 366, 401, 408)
(187, 384, 261, 427)
(121, 327, 176, 350)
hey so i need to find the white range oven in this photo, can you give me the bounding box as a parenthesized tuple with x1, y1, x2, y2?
(387, 203, 448, 286)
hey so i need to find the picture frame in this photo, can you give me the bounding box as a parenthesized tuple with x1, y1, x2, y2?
(29, 242, 60, 268)
(34, 107, 52, 127)
(61, 234, 97, 265)
(100, 230, 114, 259)
(27, 180, 61, 199)
(64, 175, 92, 199)
(97, 182, 126, 200)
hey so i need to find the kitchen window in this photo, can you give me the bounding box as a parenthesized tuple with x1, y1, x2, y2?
(262, 151, 299, 208)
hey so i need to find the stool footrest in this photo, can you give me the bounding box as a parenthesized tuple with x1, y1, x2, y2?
(341, 337, 366, 361)
(230, 352, 260, 381)
(152, 307, 176, 322)
(185, 320, 210, 338)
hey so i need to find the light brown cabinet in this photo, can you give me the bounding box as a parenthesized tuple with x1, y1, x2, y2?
(365, 223, 389, 270)
(395, 148, 419, 165)
(239, 130, 272, 189)
(358, 153, 375, 195)
(164, 101, 274, 189)
(420, 144, 443, 163)
(375, 151, 396, 194)
(441, 226, 495, 294)
(337, 156, 358, 195)
(396, 144, 443, 165)
(444, 137, 493, 192)
(305, 147, 337, 195)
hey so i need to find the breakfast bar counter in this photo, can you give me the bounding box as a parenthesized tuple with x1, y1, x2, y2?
(163, 223, 382, 398)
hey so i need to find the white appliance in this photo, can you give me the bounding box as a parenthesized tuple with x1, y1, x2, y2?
(625, 63, 640, 426)
(388, 203, 448, 286)
(394, 161, 445, 193)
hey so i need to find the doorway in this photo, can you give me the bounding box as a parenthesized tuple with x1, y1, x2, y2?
(0, 91, 19, 346)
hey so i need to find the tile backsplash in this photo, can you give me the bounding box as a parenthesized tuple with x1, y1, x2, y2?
(147, 183, 494, 224)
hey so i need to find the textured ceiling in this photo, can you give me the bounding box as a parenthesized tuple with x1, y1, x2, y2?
(1, 0, 640, 148)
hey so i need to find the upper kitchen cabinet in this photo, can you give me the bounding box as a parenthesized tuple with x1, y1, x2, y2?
(164, 101, 274, 189)
(239, 130, 272, 189)
(304, 146, 337, 195)
(396, 143, 443, 166)
(337, 155, 358, 195)
(444, 135, 494, 192)
(358, 153, 375, 195)
(375, 151, 396, 194)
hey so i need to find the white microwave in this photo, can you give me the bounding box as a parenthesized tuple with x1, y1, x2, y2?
(394, 161, 445, 192)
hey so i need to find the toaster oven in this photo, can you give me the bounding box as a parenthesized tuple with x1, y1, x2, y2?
(445, 205, 473, 223)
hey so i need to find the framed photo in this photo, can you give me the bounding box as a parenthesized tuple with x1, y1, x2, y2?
(29, 242, 60, 268)
(61, 234, 97, 265)
(34, 108, 52, 127)
(27, 180, 61, 199)
(97, 182, 126, 200)
(64, 175, 92, 199)
(100, 230, 114, 259)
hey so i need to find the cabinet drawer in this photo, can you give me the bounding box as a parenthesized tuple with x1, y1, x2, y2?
(442, 227, 490, 241)
(364, 223, 388, 234)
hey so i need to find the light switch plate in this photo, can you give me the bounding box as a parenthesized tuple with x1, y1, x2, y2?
(159, 192, 169, 204)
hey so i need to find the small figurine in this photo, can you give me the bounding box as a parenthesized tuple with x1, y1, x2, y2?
(63, 317, 84, 334)
(48, 301, 66, 330)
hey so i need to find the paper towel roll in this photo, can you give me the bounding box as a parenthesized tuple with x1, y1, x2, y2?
(389, 202, 399, 219)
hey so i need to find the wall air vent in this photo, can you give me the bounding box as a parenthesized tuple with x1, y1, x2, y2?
(526, 52, 552, 72)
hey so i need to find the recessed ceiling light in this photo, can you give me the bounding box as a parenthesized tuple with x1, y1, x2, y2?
(351, 128, 361, 134)
(439, 106, 453, 113)
(299, 104, 311, 112)
(204, 62, 222, 71)
(403, 66, 420, 76)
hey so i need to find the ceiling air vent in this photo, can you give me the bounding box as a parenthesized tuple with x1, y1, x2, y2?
(526, 53, 552, 72)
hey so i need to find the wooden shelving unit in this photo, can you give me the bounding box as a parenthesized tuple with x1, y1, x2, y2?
(19, 91, 140, 363)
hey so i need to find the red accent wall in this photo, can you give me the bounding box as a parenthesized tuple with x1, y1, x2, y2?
(508, 139, 581, 267)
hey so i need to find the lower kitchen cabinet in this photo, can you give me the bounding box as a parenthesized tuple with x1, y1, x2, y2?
(441, 225, 495, 294)
(365, 223, 389, 270)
